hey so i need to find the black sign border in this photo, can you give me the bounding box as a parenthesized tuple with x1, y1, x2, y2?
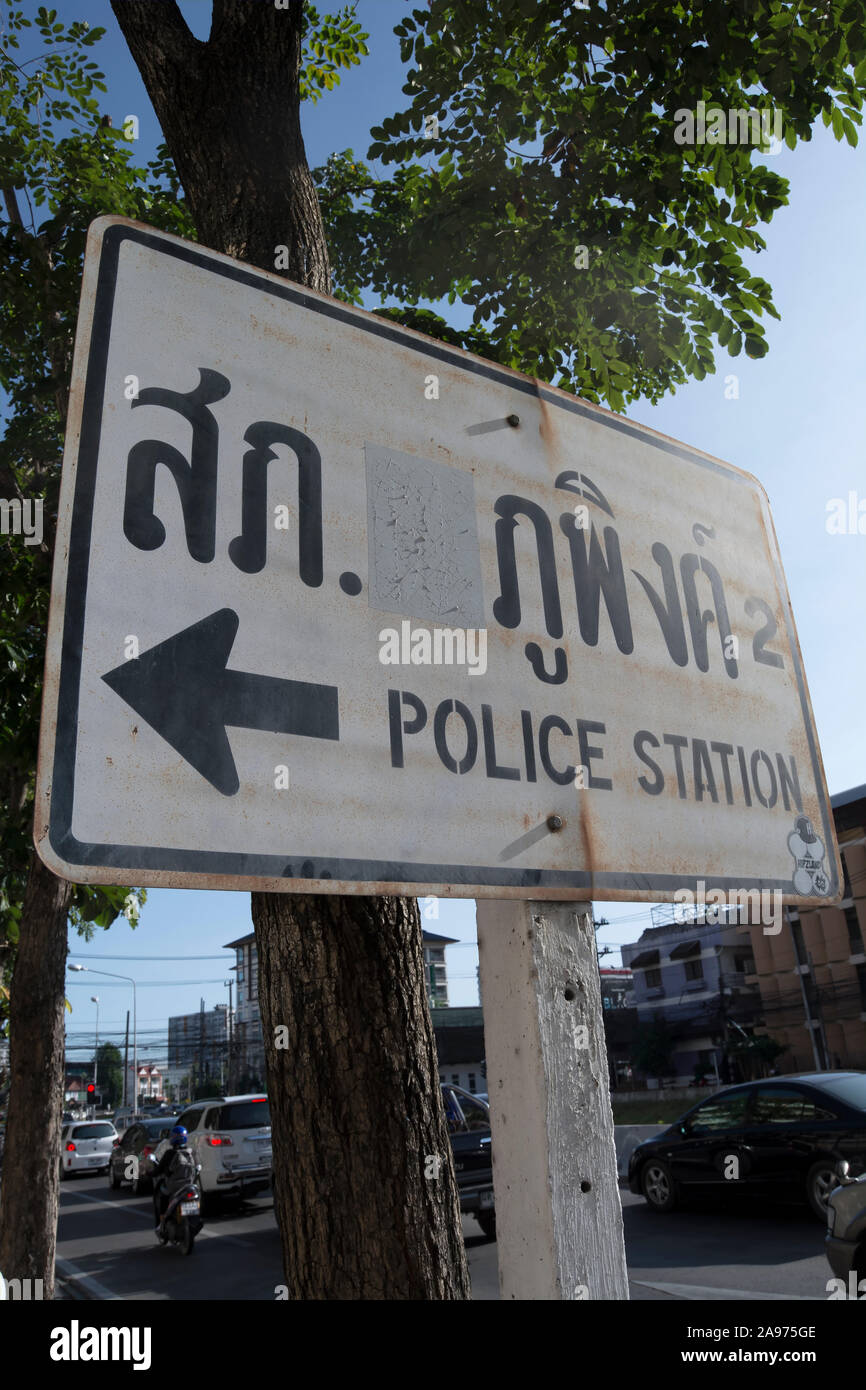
(45, 220, 838, 899)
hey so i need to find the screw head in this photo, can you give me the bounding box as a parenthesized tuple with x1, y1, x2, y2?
(547, 814, 564, 832)
(506, 413, 520, 428)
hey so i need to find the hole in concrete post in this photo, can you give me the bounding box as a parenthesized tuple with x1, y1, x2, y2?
(564, 982, 577, 1001)
(580, 1180, 592, 1193)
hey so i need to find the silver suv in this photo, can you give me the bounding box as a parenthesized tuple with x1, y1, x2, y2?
(173, 1094, 271, 1204)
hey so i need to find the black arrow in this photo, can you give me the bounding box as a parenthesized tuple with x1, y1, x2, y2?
(102, 608, 339, 796)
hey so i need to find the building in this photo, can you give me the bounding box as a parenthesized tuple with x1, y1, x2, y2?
(224, 929, 457, 1084)
(134, 1063, 163, 1103)
(737, 784, 866, 1072)
(423, 930, 457, 1008)
(599, 967, 634, 1011)
(598, 968, 638, 1089)
(432, 1006, 485, 1094)
(64, 1073, 93, 1105)
(168, 1005, 230, 1090)
(621, 909, 760, 1083)
(224, 933, 266, 1088)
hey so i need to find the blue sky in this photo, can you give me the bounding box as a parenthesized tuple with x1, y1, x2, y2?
(30, 2, 865, 1062)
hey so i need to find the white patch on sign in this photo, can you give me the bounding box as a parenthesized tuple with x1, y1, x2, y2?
(365, 443, 485, 626)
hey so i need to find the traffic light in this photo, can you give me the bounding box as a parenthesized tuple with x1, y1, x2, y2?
(86, 1083, 95, 1095)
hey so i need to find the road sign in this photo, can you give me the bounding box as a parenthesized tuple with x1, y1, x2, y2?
(36, 216, 840, 903)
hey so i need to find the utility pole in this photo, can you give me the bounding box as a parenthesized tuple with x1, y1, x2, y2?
(91, 995, 99, 1110)
(225, 980, 234, 1094)
(123, 1011, 129, 1108)
(787, 908, 826, 1071)
(199, 998, 205, 1096)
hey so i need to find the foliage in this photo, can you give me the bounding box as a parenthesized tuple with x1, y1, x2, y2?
(0, 0, 371, 1039)
(633, 1018, 677, 1077)
(94, 1041, 123, 1107)
(728, 1032, 787, 1062)
(317, 0, 866, 411)
(300, 4, 368, 103)
(0, 3, 187, 1031)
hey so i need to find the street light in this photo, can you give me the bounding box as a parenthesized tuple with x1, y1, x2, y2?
(69, 966, 137, 1115)
(90, 995, 99, 1108)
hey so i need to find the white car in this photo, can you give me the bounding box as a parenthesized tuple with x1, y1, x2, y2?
(60, 1120, 118, 1178)
(173, 1094, 271, 1204)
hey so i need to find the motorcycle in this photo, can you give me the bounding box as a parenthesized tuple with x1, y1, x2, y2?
(155, 1164, 204, 1256)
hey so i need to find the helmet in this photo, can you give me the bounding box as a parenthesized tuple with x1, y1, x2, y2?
(170, 1125, 188, 1147)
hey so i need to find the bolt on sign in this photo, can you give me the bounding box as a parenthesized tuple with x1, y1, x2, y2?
(36, 217, 840, 904)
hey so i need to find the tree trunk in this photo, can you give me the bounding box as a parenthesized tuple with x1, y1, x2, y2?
(113, 0, 470, 1299)
(0, 852, 71, 1299)
(254, 892, 469, 1298)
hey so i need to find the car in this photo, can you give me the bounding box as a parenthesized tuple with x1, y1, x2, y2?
(629, 1072, 866, 1221)
(826, 1161, 866, 1287)
(442, 1083, 495, 1239)
(60, 1119, 118, 1179)
(173, 1094, 271, 1207)
(108, 1117, 173, 1194)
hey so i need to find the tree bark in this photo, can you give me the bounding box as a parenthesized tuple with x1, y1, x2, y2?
(111, 0, 330, 285)
(0, 852, 71, 1299)
(112, 0, 471, 1299)
(254, 892, 469, 1298)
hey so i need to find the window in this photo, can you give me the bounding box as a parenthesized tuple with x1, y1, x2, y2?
(442, 1088, 488, 1133)
(645, 968, 662, 988)
(451, 1074, 460, 1085)
(71, 1123, 116, 1140)
(468, 1073, 477, 1093)
(216, 1100, 270, 1130)
(750, 1088, 839, 1124)
(800, 1096, 839, 1122)
(176, 1108, 203, 1133)
(791, 921, 807, 967)
(845, 905, 864, 954)
(442, 1088, 463, 1134)
(686, 1091, 750, 1133)
(684, 958, 704, 981)
(457, 1094, 490, 1131)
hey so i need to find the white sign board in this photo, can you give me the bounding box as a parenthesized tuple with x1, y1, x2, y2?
(36, 217, 840, 903)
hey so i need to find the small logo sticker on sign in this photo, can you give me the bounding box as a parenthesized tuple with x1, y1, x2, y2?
(788, 815, 832, 897)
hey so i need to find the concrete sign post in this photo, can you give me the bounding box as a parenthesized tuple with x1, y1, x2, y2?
(37, 217, 839, 906)
(477, 899, 629, 1300)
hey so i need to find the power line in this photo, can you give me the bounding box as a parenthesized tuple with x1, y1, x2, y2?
(67, 953, 234, 961)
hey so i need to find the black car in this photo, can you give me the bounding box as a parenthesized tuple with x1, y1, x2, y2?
(109, 1117, 172, 1195)
(442, 1084, 495, 1239)
(628, 1072, 866, 1221)
(826, 1164, 866, 1285)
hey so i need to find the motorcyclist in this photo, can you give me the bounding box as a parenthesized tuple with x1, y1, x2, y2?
(153, 1125, 196, 1233)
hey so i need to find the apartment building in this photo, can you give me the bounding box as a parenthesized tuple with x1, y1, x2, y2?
(737, 784, 866, 1071)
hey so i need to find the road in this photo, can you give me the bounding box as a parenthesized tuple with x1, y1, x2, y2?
(54, 1174, 835, 1301)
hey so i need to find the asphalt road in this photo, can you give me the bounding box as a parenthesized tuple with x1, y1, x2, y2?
(54, 1174, 835, 1302)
